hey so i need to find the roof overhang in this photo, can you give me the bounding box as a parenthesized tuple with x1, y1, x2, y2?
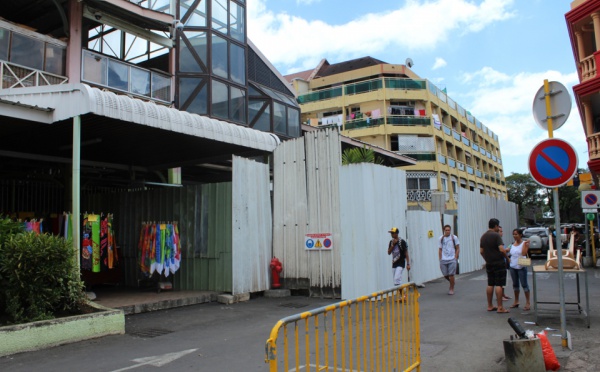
(0, 84, 280, 184)
(301, 124, 417, 167)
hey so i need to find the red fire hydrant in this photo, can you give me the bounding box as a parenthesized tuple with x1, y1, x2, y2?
(270, 257, 283, 289)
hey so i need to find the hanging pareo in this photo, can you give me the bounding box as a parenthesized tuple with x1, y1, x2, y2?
(138, 222, 181, 276)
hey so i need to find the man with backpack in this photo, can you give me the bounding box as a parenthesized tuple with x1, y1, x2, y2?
(439, 224, 460, 295)
(388, 227, 410, 286)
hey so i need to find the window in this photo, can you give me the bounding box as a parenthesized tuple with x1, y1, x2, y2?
(407, 178, 430, 190)
(441, 178, 448, 192)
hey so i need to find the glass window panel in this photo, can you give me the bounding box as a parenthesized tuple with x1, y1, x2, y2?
(211, 0, 228, 35)
(101, 28, 121, 58)
(82, 51, 107, 85)
(107, 59, 129, 91)
(0, 28, 10, 61)
(230, 2, 245, 42)
(273, 102, 286, 134)
(44, 44, 65, 75)
(131, 67, 151, 96)
(179, 77, 207, 115)
(230, 86, 246, 123)
(248, 84, 264, 97)
(211, 34, 228, 78)
(10, 33, 44, 70)
(287, 107, 300, 137)
(124, 33, 150, 62)
(420, 178, 431, 189)
(229, 42, 245, 85)
(407, 179, 418, 189)
(212, 79, 229, 119)
(179, 31, 207, 72)
(152, 73, 171, 101)
(250, 100, 270, 132)
(181, 0, 206, 27)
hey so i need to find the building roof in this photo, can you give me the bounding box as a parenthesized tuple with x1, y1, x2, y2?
(0, 83, 280, 183)
(316, 56, 388, 77)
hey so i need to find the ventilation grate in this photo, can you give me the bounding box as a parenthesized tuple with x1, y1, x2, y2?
(279, 302, 309, 309)
(128, 328, 173, 339)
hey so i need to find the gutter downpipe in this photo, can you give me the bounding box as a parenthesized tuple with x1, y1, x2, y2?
(72, 115, 81, 270)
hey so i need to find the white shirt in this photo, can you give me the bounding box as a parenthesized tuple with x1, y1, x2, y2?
(509, 241, 526, 269)
(439, 234, 460, 261)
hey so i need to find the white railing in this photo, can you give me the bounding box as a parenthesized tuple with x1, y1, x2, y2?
(407, 189, 432, 201)
(1, 60, 68, 89)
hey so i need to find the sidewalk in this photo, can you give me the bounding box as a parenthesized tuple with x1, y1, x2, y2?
(419, 263, 600, 371)
(86, 263, 599, 371)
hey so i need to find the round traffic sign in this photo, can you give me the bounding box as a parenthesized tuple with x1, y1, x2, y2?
(587, 213, 595, 221)
(528, 138, 578, 188)
(532, 81, 571, 131)
(584, 193, 598, 206)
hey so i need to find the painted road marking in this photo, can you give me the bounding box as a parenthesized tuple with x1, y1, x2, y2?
(110, 349, 198, 372)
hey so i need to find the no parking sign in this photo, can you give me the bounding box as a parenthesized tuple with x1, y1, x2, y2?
(528, 138, 578, 188)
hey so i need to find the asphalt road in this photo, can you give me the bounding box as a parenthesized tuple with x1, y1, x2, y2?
(1, 257, 598, 371)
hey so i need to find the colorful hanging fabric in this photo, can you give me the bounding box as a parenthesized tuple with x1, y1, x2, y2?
(137, 222, 181, 276)
(89, 214, 101, 273)
(100, 215, 109, 271)
(81, 214, 93, 270)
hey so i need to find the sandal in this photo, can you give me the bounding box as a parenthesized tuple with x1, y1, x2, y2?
(523, 305, 531, 311)
(510, 303, 519, 308)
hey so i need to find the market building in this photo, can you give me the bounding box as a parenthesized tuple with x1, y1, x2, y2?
(284, 57, 508, 212)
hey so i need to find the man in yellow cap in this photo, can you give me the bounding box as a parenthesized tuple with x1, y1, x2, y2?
(387, 227, 410, 285)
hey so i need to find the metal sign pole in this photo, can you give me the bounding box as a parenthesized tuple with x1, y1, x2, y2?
(543, 79, 568, 348)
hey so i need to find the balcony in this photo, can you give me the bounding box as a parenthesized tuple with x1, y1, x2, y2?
(82, 50, 171, 104)
(467, 166, 474, 175)
(387, 116, 430, 126)
(588, 132, 600, 162)
(457, 162, 465, 171)
(297, 77, 426, 104)
(407, 189, 432, 202)
(448, 158, 456, 168)
(442, 125, 452, 136)
(472, 143, 479, 151)
(1, 60, 68, 89)
(452, 130, 461, 141)
(476, 170, 482, 178)
(461, 136, 470, 146)
(580, 53, 598, 82)
(438, 154, 446, 165)
(403, 152, 436, 161)
(344, 117, 382, 129)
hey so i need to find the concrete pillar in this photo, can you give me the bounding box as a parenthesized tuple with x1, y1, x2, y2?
(583, 100, 593, 136)
(575, 31, 585, 61)
(592, 13, 600, 52)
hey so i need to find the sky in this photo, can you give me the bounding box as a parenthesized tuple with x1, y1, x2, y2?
(246, 0, 584, 177)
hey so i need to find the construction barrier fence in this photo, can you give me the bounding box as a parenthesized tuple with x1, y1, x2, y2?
(265, 283, 420, 371)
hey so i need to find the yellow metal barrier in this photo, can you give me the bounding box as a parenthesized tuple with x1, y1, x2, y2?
(265, 283, 420, 371)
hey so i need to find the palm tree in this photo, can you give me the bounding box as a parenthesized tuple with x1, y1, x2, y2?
(341, 146, 383, 165)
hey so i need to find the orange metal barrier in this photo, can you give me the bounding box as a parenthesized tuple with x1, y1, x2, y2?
(265, 283, 421, 371)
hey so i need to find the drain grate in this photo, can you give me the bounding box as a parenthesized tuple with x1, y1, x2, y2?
(128, 328, 173, 339)
(279, 302, 309, 309)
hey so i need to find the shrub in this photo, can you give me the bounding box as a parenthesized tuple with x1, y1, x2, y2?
(0, 231, 86, 324)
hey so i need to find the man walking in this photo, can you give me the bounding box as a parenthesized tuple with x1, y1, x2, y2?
(480, 218, 510, 313)
(439, 225, 460, 295)
(388, 227, 410, 285)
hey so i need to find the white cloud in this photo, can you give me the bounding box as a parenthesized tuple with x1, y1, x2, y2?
(455, 67, 585, 174)
(248, 0, 516, 74)
(296, 0, 321, 4)
(432, 58, 447, 70)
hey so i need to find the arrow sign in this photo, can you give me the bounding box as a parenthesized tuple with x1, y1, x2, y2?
(111, 349, 198, 372)
(528, 138, 578, 188)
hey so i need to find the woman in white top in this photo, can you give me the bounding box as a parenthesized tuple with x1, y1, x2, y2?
(507, 228, 530, 311)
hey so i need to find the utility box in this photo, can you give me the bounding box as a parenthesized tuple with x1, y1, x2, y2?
(503, 338, 545, 372)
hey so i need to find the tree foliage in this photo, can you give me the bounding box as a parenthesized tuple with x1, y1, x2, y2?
(506, 171, 585, 226)
(341, 146, 384, 165)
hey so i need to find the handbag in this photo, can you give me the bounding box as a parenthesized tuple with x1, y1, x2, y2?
(518, 257, 532, 266)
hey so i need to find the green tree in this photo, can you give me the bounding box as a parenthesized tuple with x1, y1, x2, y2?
(506, 173, 545, 224)
(341, 146, 383, 165)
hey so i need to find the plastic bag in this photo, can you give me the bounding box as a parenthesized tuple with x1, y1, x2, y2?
(537, 331, 560, 371)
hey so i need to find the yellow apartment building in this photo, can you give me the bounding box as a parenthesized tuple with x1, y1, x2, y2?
(284, 57, 507, 211)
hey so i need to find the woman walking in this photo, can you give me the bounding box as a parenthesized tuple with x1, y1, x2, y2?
(508, 229, 531, 311)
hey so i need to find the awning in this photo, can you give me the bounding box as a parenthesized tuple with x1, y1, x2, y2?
(0, 83, 280, 153)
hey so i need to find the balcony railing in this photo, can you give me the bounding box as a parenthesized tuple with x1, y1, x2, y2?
(581, 53, 597, 82)
(588, 132, 600, 161)
(457, 162, 465, 171)
(461, 136, 470, 146)
(438, 154, 446, 164)
(443, 125, 452, 136)
(476, 170, 482, 178)
(407, 189, 432, 202)
(467, 166, 474, 175)
(297, 77, 426, 104)
(1, 60, 68, 89)
(452, 131, 461, 141)
(448, 158, 456, 168)
(82, 50, 171, 103)
(388, 116, 430, 126)
(472, 143, 479, 151)
(403, 152, 436, 161)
